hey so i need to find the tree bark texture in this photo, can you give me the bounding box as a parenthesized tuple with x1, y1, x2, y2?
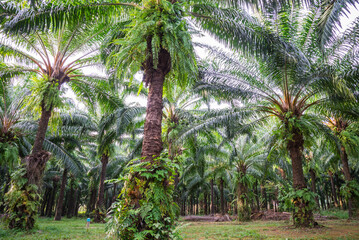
(141, 47, 171, 162)
(54, 168, 67, 221)
(287, 128, 315, 227)
(25, 105, 52, 187)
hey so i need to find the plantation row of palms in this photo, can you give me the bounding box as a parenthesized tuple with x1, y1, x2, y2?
(0, 0, 358, 238)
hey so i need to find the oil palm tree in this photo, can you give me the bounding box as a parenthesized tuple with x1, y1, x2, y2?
(0, 79, 30, 167)
(94, 103, 144, 222)
(186, 5, 356, 225)
(326, 114, 359, 218)
(222, 133, 266, 220)
(0, 20, 109, 187)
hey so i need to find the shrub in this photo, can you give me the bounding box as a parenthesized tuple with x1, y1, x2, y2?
(107, 154, 182, 240)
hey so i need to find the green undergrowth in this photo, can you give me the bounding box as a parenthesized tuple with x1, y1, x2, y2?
(0, 217, 111, 240)
(319, 209, 349, 219)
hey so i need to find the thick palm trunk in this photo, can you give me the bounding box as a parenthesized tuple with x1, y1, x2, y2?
(119, 46, 172, 237)
(287, 129, 315, 227)
(26, 105, 52, 187)
(54, 168, 67, 221)
(141, 48, 171, 162)
(340, 145, 356, 218)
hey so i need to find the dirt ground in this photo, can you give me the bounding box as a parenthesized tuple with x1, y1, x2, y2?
(181, 219, 359, 239)
(183, 210, 340, 222)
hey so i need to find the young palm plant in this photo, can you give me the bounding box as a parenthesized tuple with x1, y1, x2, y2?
(222, 132, 266, 221)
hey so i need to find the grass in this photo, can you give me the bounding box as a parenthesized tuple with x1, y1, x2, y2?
(0, 218, 111, 240)
(1, 217, 359, 239)
(319, 209, 349, 219)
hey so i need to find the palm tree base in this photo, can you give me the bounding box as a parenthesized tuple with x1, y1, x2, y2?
(292, 198, 317, 228)
(25, 150, 51, 187)
(107, 156, 180, 239)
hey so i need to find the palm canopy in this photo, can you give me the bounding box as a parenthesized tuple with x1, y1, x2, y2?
(0, 20, 111, 111)
(191, 4, 356, 135)
(0, 79, 30, 168)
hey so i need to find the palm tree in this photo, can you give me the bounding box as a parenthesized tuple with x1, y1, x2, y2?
(225, 134, 265, 220)
(186, 6, 356, 225)
(94, 103, 144, 222)
(0, 79, 30, 213)
(326, 115, 359, 218)
(0, 18, 108, 187)
(44, 113, 93, 221)
(0, 79, 29, 168)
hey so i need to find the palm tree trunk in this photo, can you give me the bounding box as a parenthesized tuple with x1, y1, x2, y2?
(54, 168, 68, 221)
(26, 105, 52, 187)
(211, 179, 215, 215)
(328, 171, 338, 207)
(237, 167, 250, 221)
(66, 179, 75, 218)
(88, 184, 97, 214)
(40, 188, 50, 216)
(220, 178, 225, 215)
(287, 129, 315, 227)
(96, 154, 109, 210)
(46, 177, 58, 217)
(340, 145, 356, 218)
(94, 153, 109, 223)
(309, 169, 319, 209)
(255, 180, 260, 212)
(141, 48, 171, 162)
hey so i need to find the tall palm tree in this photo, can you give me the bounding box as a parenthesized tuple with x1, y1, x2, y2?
(0, 19, 108, 186)
(186, 5, 355, 225)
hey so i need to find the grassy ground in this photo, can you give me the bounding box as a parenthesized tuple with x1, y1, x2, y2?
(1, 217, 359, 239)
